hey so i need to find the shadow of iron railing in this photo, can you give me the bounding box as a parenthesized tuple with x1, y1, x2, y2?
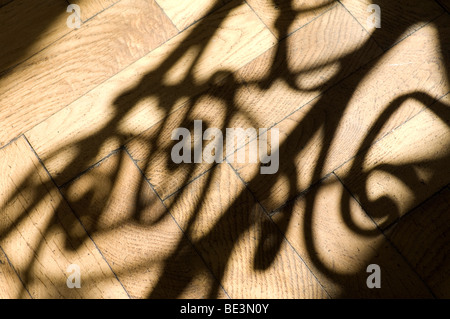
(0, 0, 449, 298)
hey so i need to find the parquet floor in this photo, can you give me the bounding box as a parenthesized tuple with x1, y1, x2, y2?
(0, 0, 449, 299)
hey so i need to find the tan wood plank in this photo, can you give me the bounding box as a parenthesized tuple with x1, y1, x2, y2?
(271, 174, 433, 298)
(245, 0, 337, 38)
(0, 247, 30, 298)
(156, 0, 229, 30)
(386, 187, 450, 298)
(0, 0, 69, 73)
(340, 0, 443, 49)
(126, 90, 232, 200)
(26, 0, 276, 186)
(232, 15, 450, 213)
(61, 150, 227, 298)
(127, 4, 382, 200)
(127, 80, 286, 200)
(0, 0, 177, 147)
(164, 163, 328, 298)
(237, 4, 382, 87)
(69, 0, 118, 21)
(335, 95, 450, 228)
(0, 137, 128, 298)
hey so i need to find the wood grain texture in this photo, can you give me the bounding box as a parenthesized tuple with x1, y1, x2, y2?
(156, 0, 229, 30)
(245, 0, 337, 38)
(386, 187, 450, 298)
(164, 163, 328, 298)
(62, 151, 226, 298)
(237, 4, 382, 88)
(69, 0, 118, 21)
(232, 16, 450, 213)
(0, 0, 177, 147)
(340, 0, 443, 49)
(26, 0, 276, 186)
(127, 4, 382, 200)
(126, 86, 234, 200)
(336, 95, 450, 228)
(0, 247, 29, 298)
(0, 137, 128, 298)
(271, 174, 433, 298)
(0, 0, 447, 300)
(127, 79, 292, 200)
(0, 0, 69, 73)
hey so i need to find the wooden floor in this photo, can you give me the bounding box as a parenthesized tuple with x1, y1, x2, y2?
(0, 0, 449, 299)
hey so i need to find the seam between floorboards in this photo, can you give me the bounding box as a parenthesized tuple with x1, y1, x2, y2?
(78, 0, 122, 23)
(77, 15, 431, 214)
(337, 0, 384, 51)
(0, 0, 127, 77)
(45, 22, 449, 213)
(220, 80, 449, 217)
(330, 91, 450, 183)
(225, 159, 332, 299)
(18, 0, 447, 212)
(243, 0, 278, 40)
(163, 0, 234, 33)
(0, 245, 33, 299)
(22, 135, 133, 299)
(152, 0, 180, 32)
(382, 182, 450, 232)
(15, 6, 181, 147)
(124, 147, 232, 299)
(57, 147, 124, 189)
(332, 172, 438, 299)
(14, 0, 275, 154)
(338, 0, 447, 53)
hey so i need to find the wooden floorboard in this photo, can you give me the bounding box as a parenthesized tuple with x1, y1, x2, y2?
(125, 89, 234, 200)
(0, 0, 69, 73)
(127, 4, 382, 200)
(0, 137, 128, 298)
(164, 163, 328, 298)
(236, 4, 382, 102)
(386, 186, 450, 298)
(68, 0, 118, 21)
(61, 150, 226, 298)
(336, 95, 450, 228)
(271, 174, 433, 298)
(155, 0, 230, 31)
(26, 0, 276, 186)
(0, 0, 448, 299)
(232, 14, 450, 213)
(340, 0, 444, 49)
(0, 0, 177, 148)
(245, 0, 337, 38)
(0, 247, 30, 299)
